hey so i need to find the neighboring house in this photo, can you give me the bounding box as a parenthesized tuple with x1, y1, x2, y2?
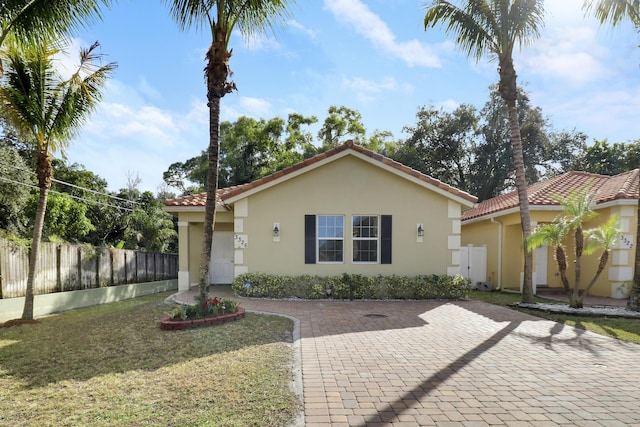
(461, 169, 639, 298)
(164, 141, 477, 291)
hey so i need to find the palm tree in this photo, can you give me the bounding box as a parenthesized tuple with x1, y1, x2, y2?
(525, 221, 571, 292)
(0, 40, 115, 320)
(163, 0, 293, 303)
(583, 1, 640, 311)
(424, 0, 545, 303)
(526, 191, 621, 308)
(0, 0, 111, 51)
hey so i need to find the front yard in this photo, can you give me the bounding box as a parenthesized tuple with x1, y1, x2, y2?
(0, 292, 300, 427)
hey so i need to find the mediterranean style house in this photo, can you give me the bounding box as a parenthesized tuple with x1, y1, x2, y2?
(164, 141, 477, 291)
(461, 169, 639, 298)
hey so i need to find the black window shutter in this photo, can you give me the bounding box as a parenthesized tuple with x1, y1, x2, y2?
(381, 215, 392, 264)
(305, 215, 316, 264)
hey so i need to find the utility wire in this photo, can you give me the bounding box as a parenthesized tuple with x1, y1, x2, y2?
(0, 176, 136, 212)
(0, 160, 138, 206)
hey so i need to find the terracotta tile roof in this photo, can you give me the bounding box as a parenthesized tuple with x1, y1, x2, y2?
(164, 140, 478, 207)
(462, 169, 639, 221)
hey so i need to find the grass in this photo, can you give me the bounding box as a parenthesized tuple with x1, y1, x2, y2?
(0, 292, 300, 427)
(470, 290, 640, 344)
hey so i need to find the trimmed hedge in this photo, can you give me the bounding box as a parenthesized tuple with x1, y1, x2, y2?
(232, 273, 471, 300)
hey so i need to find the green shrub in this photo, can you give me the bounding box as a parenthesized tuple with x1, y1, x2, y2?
(233, 273, 471, 300)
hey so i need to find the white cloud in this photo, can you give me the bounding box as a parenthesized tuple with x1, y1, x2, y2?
(437, 99, 460, 112)
(342, 76, 412, 102)
(522, 25, 610, 85)
(183, 100, 208, 129)
(86, 103, 180, 147)
(543, 87, 640, 142)
(137, 76, 163, 102)
(240, 33, 282, 51)
(323, 0, 441, 68)
(239, 97, 273, 117)
(288, 20, 317, 40)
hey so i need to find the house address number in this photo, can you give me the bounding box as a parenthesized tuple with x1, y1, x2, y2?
(234, 234, 248, 249)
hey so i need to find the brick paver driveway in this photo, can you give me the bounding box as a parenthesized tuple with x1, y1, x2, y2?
(175, 289, 640, 426)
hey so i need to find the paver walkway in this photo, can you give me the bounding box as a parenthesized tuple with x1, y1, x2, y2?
(171, 287, 640, 426)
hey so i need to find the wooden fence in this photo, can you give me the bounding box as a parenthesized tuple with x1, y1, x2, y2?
(0, 237, 178, 299)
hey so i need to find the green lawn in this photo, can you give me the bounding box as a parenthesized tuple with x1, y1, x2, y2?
(0, 292, 300, 427)
(470, 290, 640, 344)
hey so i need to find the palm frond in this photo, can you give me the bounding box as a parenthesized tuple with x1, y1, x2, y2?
(584, 0, 640, 27)
(163, 0, 293, 43)
(524, 221, 568, 252)
(584, 215, 621, 255)
(424, 0, 544, 62)
(0, 38, 115, 155)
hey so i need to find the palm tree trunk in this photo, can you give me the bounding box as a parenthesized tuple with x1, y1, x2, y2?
(578, 250, 610, 306)
(198, 34, 233, 303)
(22, 150, 52, 320)
(198, 96, 219, 302)
(628, 180, 640, 311)
(556, 246, 571, 293)
(506, 99, 534, 303)
(499, 55, 533, 304)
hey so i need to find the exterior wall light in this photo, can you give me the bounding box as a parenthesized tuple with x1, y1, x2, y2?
(273, 223, 280, 237)
(417, 224, 424, 237)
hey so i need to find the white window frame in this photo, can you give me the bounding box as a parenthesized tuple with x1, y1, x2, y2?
(317, 215, 344, 264)
(351, 215, 380, 264)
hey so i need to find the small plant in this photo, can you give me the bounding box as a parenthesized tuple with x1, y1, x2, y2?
(169, 297, 239, 321)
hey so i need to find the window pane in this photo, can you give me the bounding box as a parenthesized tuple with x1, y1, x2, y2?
(353, 240, 378, 262)
(319, 239, 343, 262)
(353, 215, 378, 238)
(319, 215, 343, 238)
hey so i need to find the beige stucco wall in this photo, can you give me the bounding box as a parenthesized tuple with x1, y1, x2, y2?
(459, 219, 500, 286)
(461, 203, 638, 298)
(235, 155, 464, 277)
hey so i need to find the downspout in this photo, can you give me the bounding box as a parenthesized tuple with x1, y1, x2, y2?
(491, 217, 502, 291)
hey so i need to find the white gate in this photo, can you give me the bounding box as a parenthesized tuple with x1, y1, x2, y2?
(460, 245, 487, 287)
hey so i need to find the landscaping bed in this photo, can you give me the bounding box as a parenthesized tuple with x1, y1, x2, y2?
(233, 272, 471, 300)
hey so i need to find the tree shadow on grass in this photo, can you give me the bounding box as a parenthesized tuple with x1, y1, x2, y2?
(0, 294, 293, 389)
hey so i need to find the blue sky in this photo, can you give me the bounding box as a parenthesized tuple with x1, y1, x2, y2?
(64, 0, 640, 193)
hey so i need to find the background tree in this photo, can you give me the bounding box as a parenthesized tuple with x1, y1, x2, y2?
(0, 40, 115, 320)
(218, 116, 284, 186)
(285, 112, 318, 158)
(24, 192, 94, 242)
(393, 85, 560, 202)
(579, 139, 628, 175)
(51, 160, 131, 247)
(474, 85, 554, 199)
(122, 191, 177, 253)
(546, 130, 589, 175)
(164, 0, 294, 302)
(317, 105, 367, 149)
(163, 151, 208, 195)
(394, 104, 478, 192)
(0, 140, 33, 234)
(424, 0, 545, 303)
(584, 0, 640, 311)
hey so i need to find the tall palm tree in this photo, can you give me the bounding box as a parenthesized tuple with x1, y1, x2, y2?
(0, 40, 115, 320)
(583, 1, 640, 311)
(424, 0, 545, 303)
(164, 0, 293, 302)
